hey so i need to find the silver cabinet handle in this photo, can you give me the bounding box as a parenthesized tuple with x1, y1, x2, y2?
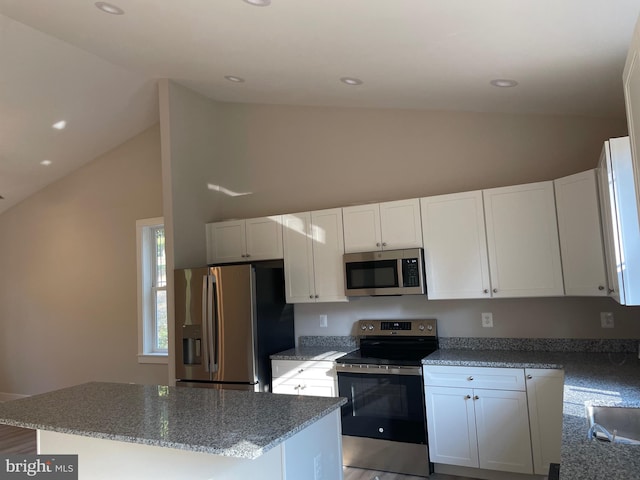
(464, 395, 471, 399)
(376, 242, 381, 247)
(309, 295, 314, 299)
(473, 395, 479, 400)
(382, 242, 387, 247)
(315, 295, 319, 298)
(298, 369, 304, 373)
(493, 288, 498, 293)
(527, 374, 533, 379)
(468, 376, 474, 381)
(598, 285, 605, 291)
(483, 289, 489, 294)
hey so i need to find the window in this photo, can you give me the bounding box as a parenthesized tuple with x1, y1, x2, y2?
(137, 217, 168, 363)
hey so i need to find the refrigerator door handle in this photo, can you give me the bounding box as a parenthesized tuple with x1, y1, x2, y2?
(201, 275, 210, 373)
(209, 273, 219, 373)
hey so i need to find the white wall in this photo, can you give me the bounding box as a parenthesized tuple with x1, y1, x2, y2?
(294, 296, 640, 339)
(0, 125, 167, 396)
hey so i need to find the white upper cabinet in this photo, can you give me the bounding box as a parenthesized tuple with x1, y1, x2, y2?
(597, 137, 640, 305)
(624, 14, 640, 220)
(205, 216, 283, 264)
(483, 181, 564, 298)
(282, 208, 347, 304)
(554, 170, 608, 296)
(421, 191, 491, 299)
(343, 199, 422, 253)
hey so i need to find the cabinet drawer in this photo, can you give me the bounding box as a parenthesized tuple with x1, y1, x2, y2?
(272, 378, 337, 397)
(272, 360, 336, 381)
(423, 365, 525, 391)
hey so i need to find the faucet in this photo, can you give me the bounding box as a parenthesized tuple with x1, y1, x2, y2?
(587, 422, 617, 442)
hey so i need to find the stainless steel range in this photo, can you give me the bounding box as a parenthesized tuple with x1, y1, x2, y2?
(336, 319, 438, 477)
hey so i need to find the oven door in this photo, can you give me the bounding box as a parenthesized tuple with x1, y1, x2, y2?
(336, 366, 427, 444)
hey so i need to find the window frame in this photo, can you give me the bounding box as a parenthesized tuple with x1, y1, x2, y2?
(136, 217, 169, 364)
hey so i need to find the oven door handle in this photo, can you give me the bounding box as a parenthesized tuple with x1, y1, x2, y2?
(335, 364, 423, 376)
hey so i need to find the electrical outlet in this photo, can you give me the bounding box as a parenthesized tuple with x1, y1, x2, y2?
(600, 312, 614, 328)
(319, 314, 328, 328)
(481, 312, 493, 328)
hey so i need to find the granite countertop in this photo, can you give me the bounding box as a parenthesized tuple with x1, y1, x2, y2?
(270, 346, 355, 362)
(0, 382, 346, 460)
(423, 349, 640, 479)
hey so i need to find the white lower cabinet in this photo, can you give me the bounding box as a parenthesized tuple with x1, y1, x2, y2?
(526, 368, 564, 475)
(271, 359, 337, 397)
(424, 365, 563, 476)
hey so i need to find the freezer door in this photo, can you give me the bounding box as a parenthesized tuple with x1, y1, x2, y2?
(210, 264, 258, 384)
(174, 267, 211, 382)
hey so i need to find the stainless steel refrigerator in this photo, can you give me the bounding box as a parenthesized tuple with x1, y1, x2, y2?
(175, 261, 294, 391)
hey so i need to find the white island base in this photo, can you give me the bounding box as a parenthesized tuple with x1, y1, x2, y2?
(38, 410, 343, 480)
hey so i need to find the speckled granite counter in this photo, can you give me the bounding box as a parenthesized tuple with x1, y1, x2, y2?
(270, 335, 356, 361)
(0, 381, 346, 460)
(423, 349, 640, 479)
(270, 346, 354, 362)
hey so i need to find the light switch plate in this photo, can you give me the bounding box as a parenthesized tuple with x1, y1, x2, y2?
(481, 312, 493, 328)
(319, 315, 328, 328)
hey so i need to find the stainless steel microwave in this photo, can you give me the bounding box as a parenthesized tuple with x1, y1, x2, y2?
(343, 248, 426, 296)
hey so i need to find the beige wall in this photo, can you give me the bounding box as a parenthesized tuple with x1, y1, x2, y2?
(165, 83, 637, 341)
(0, 125, 167, 396)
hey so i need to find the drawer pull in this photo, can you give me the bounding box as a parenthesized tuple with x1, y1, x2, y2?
(473, 395, 479, 400)
(464, 395, 471, 400)
(467, 376, 474, 381)
(526, 374, 533, 379)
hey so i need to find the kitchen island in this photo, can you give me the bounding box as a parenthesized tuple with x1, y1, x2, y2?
(0, 382, 346, 480)
(424, 348, 640, 480)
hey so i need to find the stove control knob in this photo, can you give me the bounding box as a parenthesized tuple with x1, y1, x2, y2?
(427, 324, 433, 331)
(418, 324, 425, 331)
(378, 427, 384, 433)
(361, 324, 367, 331)
(368, 324, 375, 331)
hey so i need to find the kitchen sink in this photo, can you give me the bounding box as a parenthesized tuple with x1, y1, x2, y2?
(586, 405, 640, 445)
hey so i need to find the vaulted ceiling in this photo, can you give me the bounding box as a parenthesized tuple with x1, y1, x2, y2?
(1, 0, 639, 214)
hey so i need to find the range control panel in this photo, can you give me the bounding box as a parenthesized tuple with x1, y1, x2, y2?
(358, 319, 437, 337)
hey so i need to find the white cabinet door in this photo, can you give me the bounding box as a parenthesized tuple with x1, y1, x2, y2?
(421, 191, 491, 299)
(343, 199, 422, 253)
(342, 204, 382, 253)
(474, 389, 533, 474)
(311, 208, 348, 302)
(554, 170, 608, 296)
(282, 213, 316, 303)
(425, 386, 478, 468)
(597, 146, 624, 303)
(624, 14, 640, 221)
(526, 369, 564, 475)
(205, 220, 246, 264)
(483, 181, 564, 297)
(245, 216, 283, 261)
(379, 198, 423, 250)
(598, 137, 640, 305)
(282, 210, 348, 304)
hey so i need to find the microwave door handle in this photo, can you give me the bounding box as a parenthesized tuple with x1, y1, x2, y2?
(201, 275, 210, 372)
(396, 258, 403, 288)
(209, 273, 219, 373)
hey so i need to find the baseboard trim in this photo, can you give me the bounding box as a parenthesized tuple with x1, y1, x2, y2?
(0, 392, 30, 402)
(434, 463, 547, 480)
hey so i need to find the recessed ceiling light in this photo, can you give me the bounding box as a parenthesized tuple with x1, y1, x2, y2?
(95, 2, 125, 15)
(340, 77, 363, 86)
(242, 0, 271, 6)
(490, 79, 518, 88)
(224, 75, 245, 83)
(40, 160, 52, 166)
(52, 120, 67, 130)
